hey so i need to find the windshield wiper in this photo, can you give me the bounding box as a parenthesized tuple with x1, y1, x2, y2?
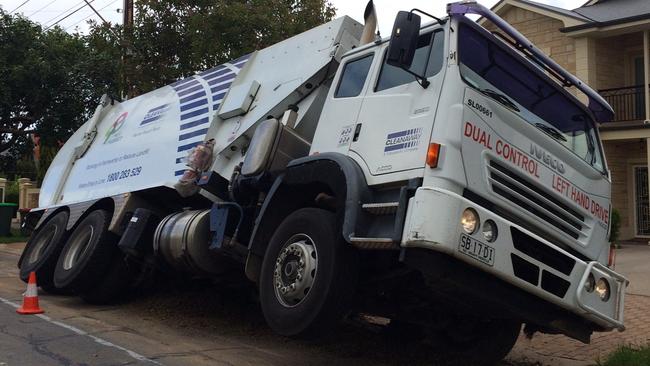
(479, 88, 520, 112)
(534, 123, 567, 142)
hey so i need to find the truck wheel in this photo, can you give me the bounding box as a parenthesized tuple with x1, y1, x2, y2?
(53, 209, 118, 292)
(259, 208, 358, 338)
(19, 211, 69, 293)
(432, 318, 521, 365)
(80, 254, 138, 304)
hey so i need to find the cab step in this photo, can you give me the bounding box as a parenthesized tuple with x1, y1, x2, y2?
(349, 237, 399, 250)
(361, 202, 399, 215)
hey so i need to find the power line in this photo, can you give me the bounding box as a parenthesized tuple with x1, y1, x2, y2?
(9, 0, 30, 13)
(65, 0, 119, 31)
(27, 0, 58, 17)
(42, 0, 86, 25)
(83, 0, 110, 26)
(44, 1, 95, 30)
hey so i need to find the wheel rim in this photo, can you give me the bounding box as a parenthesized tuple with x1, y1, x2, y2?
(62, 225, 94, 271)
(273, 233, 318, 308)
(28, 225, 57, 264)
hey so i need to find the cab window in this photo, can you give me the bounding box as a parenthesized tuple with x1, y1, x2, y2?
(376, 30, 444, 92)
(335, 54, 374, 98)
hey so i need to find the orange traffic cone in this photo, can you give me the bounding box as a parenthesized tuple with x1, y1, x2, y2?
(16, 272, 44, 315)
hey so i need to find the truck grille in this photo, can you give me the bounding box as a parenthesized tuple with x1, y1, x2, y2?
(487, 160, 586, 240)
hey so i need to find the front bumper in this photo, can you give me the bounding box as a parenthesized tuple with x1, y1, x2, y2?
(402, 187, 628, 331)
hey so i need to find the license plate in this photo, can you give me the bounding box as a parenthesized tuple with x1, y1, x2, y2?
(459, 234, 495, 266)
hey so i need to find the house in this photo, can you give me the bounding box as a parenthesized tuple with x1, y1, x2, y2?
(480, 0, 650, 241)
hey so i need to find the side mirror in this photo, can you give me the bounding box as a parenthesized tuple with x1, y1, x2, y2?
(387, 11, 421, 69)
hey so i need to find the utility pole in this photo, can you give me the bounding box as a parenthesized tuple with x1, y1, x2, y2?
(122, 0, 135, 99)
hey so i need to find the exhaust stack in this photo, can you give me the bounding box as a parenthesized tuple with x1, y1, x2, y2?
(360, 0, 378, 45)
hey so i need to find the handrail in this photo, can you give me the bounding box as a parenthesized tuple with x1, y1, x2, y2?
(447, 1, 615, 123)
(599, 84, 648, 93)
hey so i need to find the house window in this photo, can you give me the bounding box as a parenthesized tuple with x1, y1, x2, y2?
(634, 56, 645, 120)
(634, 166, 650, 236)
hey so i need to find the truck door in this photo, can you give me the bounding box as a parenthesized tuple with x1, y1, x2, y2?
(349, 30, 446, 179)
(310, 50, 376, 154)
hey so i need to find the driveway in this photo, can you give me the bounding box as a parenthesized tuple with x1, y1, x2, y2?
(0, 242, 648, 366)
(507, 244, 650, 366)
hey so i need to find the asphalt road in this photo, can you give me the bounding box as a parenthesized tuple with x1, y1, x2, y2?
(2, 241, 646, 366)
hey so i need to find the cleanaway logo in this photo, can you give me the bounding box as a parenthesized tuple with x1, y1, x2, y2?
(384, 128, 423, 154)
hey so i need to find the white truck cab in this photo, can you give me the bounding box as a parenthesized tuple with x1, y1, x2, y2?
(20, 2, 626, 364)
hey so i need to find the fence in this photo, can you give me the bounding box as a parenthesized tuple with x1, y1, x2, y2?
(0, 178, 40, 221)
(599, 85, 647, 122)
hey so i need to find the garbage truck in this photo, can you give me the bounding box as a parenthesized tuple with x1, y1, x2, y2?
(19, 1, 628, 364)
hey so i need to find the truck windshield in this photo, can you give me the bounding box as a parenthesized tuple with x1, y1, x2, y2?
(457, 22, 605, 173)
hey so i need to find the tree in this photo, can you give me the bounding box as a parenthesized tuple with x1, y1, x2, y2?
(0, 9, 120, 178)
(0, 0, 335, 177)
(0, 9, 119, 158)
(122, 0, 336, 94)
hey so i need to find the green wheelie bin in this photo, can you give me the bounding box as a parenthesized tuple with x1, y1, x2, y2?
(0, 203, 18, 237)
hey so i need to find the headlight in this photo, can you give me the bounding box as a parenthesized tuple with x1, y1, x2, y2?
(584, 273, 595, 293)
(482, 220, 498, 242)
(461, 208, 479, 234)
(595, 278, 610, 301)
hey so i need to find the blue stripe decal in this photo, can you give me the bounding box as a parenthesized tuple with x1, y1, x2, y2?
(177, 141, 202, 152)
(141, 115, 162, 125)
(211, 83, 232, 94)
(180, 99, 208, 112)
(180, 117, 210, 130)
(387, 130, 411, 139)
(179, 128, 209, 141)
(233, 59, 248, 68)
(203, 68, 232, 81)
(232, 53, 251, 64)
(181, 108, 209, 120)
(171, 76, 196, 88)
(208, 75, 235, 86)
(149, 103, 169, 112)
(385, 143, 406, 152)
(212, 92, 227, 102)
(198, 66, 225, 77)
(173, 79, 200, 92)
(180, 91, 207, 104)
(177, 84, 203, 97)
(170, 55, 251, 178)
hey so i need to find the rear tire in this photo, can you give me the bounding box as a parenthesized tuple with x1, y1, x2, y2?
(53, 209, 118, 292)
(259, 208, 358, 338)
(19, 211, 69, 292)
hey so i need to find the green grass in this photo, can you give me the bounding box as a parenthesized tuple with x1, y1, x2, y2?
(599, 345, 650, 366)
(0, 228, 28, 243)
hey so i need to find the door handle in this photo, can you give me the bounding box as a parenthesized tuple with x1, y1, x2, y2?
(353, 123, 362, 142)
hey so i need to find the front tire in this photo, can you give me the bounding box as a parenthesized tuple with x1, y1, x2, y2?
(429, 317, 521, 366)
(19, 211, 70, 293)
(259, 208, 358, 338)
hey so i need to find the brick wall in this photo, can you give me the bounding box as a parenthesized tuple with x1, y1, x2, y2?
(602, 139, 647, 240)
(594, 33, 642, 90)
(483, 7, 576, 74)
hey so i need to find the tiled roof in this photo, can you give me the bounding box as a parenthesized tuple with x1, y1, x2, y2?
(516, 0, 589, 21)
(572, 0, 650, 24)
(499, 0, 650, 31)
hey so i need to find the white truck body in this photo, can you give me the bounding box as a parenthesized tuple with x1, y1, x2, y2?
(39, 16, 362, 207)
(24, 2, 627, 360)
